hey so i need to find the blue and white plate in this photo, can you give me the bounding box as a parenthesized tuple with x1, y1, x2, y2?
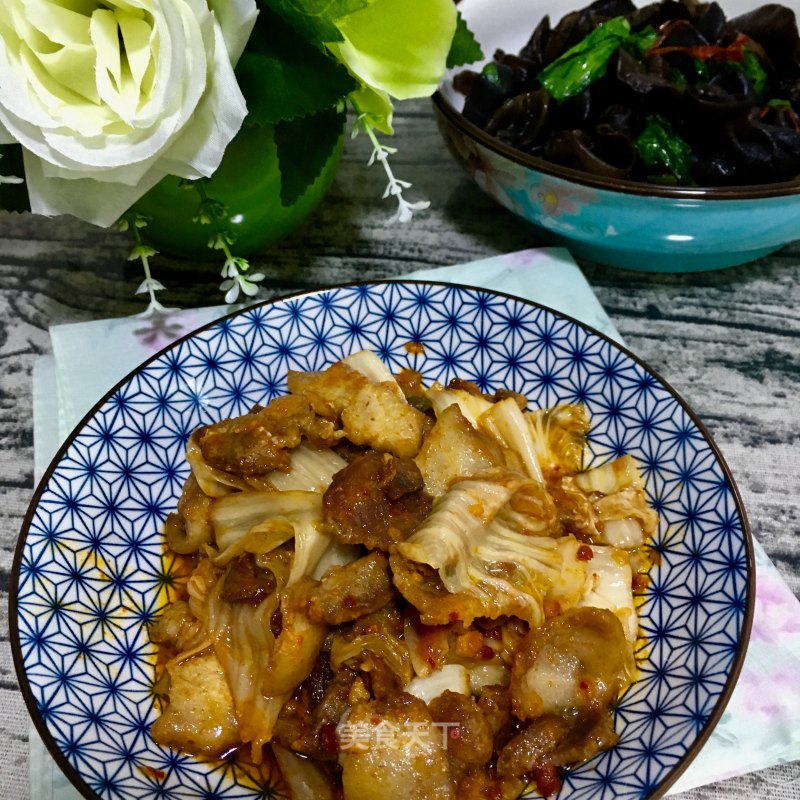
(11, 282, 753, 800)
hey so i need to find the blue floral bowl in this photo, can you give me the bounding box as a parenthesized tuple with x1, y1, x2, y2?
(434, 0, 800, 272)
(11, 282, 753, 800)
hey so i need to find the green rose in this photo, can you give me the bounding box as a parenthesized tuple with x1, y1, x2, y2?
(0, 0, 258, 226)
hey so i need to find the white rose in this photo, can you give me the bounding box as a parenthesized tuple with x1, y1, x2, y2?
(0, 0, 258, 227)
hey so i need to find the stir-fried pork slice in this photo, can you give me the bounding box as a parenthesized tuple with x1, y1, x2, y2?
(339, 692, 455, 800)
(343, 381, 431, 457)
(496, 714, 570, 778)
(349, 602, 405, 638)
(311, 666, 358, 745)
(164, 473, 213, 554)
(273, 653, 355, 760)
(308, 552, 395, 625)
(288, 361, 431, 457)
(330, 604, 413, 698)
(477, 684, 515, 750)
(389, 552, 488, 626)
(219, 554, 277, 605)
(414, 403, 504, 497)
(288, 362, 368, 418)
(456, 769, 526, 800)
(428, 687, 525, 800)
(494, 607, 633, 793)
(428, 690, 494, 770)
(323, 451, 432, 551)
(150, 651, 239, 757)
(149, 600, 204, 656)
(496, 711, 618, 794)
(548, 711, 618, 765)
(496, 724, 573, 799)
(196, 395, 337, 476)
(510, 606, 633, 722)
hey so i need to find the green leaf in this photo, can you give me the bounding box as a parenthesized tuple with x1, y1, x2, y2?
(275, 106, 346, 205)
(635, 114, 693, 184)
(238, 7, 357, 125)
(626, 25, 659, 55)
(259, 0, 371, 44)
(729, 49, 768, 99)
(350, 84, 395, 134)
(327, 0, 457, 100)
(481, 63, 502, 87)
(446, 11, 484, 69)
(540, 16, 631, 102)
(129, 244, 158, 261)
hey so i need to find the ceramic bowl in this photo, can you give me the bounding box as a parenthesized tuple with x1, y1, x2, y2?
(433, 0, 800, 272)
(11, 282, 753, 800)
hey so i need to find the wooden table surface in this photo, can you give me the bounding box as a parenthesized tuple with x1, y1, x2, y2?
(1, 99, 798, 798)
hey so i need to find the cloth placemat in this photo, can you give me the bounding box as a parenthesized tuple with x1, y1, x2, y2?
(29, 247, 800, 798)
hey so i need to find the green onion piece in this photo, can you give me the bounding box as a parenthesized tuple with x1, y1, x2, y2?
(635, 114, 693, 185)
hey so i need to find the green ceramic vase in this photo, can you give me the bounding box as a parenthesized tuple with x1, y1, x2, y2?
(132, 120, 344, 260)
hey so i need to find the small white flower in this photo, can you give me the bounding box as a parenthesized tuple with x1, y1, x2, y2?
(136, 277, 167, 295)
(367, 143, 396, 167)
(382, 178, 412, 199)
(389, 197, 430, 225)
(219, 257, 264, 304)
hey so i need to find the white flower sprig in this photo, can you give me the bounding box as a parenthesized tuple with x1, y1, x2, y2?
(189, 180, 265, 304)
(354, 113, 430, 224)
(117, 212, 178, 317)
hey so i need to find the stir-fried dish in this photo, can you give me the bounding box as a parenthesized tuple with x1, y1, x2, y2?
(455, 0, 800, 186)
(150, 351, 658, 799)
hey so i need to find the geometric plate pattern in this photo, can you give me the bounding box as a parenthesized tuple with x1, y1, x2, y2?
(11, 282, 753, 800)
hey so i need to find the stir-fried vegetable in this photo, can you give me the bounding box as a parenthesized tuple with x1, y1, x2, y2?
(456, 0, 800, 186)
(149, 350, 660, 798)
(405, 663, 472, 702)
(398, 475, 563, 626)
